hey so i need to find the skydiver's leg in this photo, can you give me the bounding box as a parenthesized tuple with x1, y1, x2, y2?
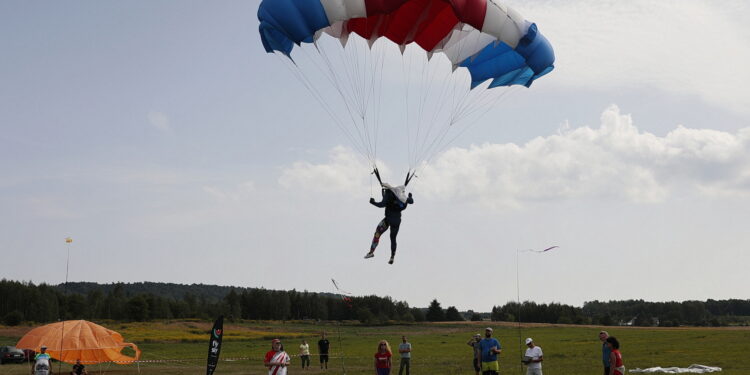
(388, 222, 400, 264)
(366, 219, 389, 258)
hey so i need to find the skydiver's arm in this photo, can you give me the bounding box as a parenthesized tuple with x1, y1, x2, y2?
(370, 198, 387, 208)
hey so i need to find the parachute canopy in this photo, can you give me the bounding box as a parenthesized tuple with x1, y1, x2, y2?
(16, 320, 141, 365)
(258, 0, 555, 177)
(258, 0, 554, 88)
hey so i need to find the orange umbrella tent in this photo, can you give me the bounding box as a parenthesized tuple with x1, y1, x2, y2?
(16, 320, 141, 364)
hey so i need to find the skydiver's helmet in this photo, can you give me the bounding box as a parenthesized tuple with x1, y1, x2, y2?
(381, 183, 409, 204)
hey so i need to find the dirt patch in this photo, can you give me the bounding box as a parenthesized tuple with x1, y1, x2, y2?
(0, 325, 34, 339)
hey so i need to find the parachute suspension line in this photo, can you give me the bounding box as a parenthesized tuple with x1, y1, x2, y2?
(410, 24, 482, 168)
(344, 35, 383, 161)
(352, 33, 364, 117)
(274, 52, 373, 165)
(371, 43, 387, 164)
(413, 69, 451, 168)
(417, 86, 518, 173)
(454, 85, 519, 126)
(312, 41, 361, 117)
(402, 51, 413, 170)
(414, 48, 444, 162)
(410, 47, 430, 170)
(439, 89, 516, 159)
(362, 38, 385, 163)
(412, 56, 464, 168)
(412, 46, 440, 168)
(449, 32, 522, 126)
(313, 43, 371, 146)
(309, 39, 377, 163)
(447, 26, 492, 123)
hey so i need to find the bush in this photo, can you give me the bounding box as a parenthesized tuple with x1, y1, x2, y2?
(3, 310, 24, 326)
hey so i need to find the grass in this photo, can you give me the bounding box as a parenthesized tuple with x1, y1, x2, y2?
(1, 320, 748, 374)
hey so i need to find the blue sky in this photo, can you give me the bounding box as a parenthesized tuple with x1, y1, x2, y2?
(2, 0, 749, 311)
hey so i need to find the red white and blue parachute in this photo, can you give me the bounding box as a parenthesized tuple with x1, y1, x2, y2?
(258, 0, 555, 180)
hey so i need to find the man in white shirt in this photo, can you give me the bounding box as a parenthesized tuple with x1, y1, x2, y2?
(522, 338, 543, 375)
(398, 335, 411, 375)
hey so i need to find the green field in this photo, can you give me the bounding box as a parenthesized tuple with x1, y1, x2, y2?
(1, 321, 748, 374)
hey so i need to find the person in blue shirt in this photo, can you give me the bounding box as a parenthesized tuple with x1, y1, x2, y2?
(478, 328, 501, 375)
(599, 331, 611, 375)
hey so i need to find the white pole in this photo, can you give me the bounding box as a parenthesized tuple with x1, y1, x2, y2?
(59, 237, 72, 374)
(516, 250, 524, 375)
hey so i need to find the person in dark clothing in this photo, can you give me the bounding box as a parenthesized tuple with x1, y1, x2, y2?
(318, 332, 330, 370)
(71, 359, 87, 375)
(365, 183, 414, 264)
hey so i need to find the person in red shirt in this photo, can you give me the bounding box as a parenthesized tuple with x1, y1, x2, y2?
(264, 339, 290, 375)
(606, 337, 624, 375)
(374, 340, 392, 375)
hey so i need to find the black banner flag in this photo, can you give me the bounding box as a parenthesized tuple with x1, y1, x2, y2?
(206, 316, 224, 375)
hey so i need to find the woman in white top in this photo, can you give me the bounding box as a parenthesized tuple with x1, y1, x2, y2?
(299, 340, 311, 369)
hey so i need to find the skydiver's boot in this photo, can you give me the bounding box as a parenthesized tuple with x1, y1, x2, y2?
(388, 256, 394, 264)
(364, 251, 374, 259)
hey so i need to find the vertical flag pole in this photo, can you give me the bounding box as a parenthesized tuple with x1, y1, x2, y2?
(331, 279, 348, 375)
(59, 237, 73, 374)
(515, 246, 558, 375)
(516, 250, 523, 375)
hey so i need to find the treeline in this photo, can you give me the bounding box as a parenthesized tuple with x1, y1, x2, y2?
(1, 280, 748, 327)
(0, 280, 428, 325)
(491, 299, 750, 327)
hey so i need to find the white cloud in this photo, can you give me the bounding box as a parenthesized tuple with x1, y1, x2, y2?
(277, 107, 750, 208)
(147, 111, 171, 132)
(415, 105, 750, 208)
(202, 181, 255, 202)
(511, 0, 750, 114)
(278, 146, 389, 195)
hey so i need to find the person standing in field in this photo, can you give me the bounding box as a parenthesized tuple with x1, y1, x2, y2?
(599, 331, 611, 375)
(522, 338, 543, 375)
(374, 340, 392, 375)
(318, 332, 330, 370)
(299, 340, 310, 370)
(606, 337, 624, 375)
(466, 333, 482, 375)
(478, 328, 501, 375)
(33, 345, 52, 375)
(264, 339, 290, 375)
(397, 335, 411, 375)
(71, 359, 88, 375)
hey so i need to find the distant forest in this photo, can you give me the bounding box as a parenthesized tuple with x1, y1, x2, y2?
(1, 280, 748, 327)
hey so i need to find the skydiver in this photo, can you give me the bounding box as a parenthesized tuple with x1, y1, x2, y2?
(365, 183, 413, 264)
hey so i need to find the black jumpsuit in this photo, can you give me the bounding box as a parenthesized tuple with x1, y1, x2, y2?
(369, 189, 414, 257)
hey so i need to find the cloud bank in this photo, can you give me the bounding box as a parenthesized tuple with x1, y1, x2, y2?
(282, 106, 750, 208)
(513, 0, 750, 114)
(279, 146, 388, 195)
